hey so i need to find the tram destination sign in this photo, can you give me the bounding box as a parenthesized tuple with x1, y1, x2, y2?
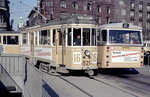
(111, 51, 139, 63)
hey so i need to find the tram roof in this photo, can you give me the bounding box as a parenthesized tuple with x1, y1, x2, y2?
(24, 16, 96, 31)
(0, 31, 20, 34)
(41, 15, 96, 27)
(98, 23, 142, 30)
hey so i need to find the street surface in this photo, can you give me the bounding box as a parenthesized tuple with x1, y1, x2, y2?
(42, 65, 150, 97)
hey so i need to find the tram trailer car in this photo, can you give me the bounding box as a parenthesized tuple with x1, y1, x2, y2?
(20, 16, 98, 76)
(97, 23, 144, 68)
(0, 31, 20, 54)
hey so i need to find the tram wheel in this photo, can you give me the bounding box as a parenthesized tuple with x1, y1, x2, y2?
(88, 69, 94, 76)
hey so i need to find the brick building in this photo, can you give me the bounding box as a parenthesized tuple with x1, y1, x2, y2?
(114, 0, 150, 40)
(29, 0, 115, 26)
(0, 0, 10, 31)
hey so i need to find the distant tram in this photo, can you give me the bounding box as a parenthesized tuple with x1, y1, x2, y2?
(144, 41, 150, 54)
(0, 31, 20, 54)
(20, 16, 97, 76)
(97, 23, 144, 68)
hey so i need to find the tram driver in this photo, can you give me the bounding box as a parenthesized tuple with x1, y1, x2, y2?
(74, 35, 81, 46)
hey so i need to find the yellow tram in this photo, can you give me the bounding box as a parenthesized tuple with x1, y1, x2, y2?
(97, 23, 144, 68)
(144, 41, 150, 53)
(0, 31, 20, 54)
(20, 16, 97, 75)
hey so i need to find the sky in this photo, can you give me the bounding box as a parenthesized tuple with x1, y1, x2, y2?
(10, 0, 37, 31)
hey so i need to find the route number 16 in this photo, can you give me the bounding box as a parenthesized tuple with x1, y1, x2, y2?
(73, 52, 81, 64)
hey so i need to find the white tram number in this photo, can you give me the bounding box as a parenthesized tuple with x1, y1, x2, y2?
(73, 52, 81, 64)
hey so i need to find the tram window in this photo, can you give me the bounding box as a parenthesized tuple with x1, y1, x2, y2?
(67, 28, 72, 46)
(3, 36, 18, 45)
(59, 31, 62, 46)
(92, 28, 96, 46)
(22, 33, 28, 45)
(3, 36, 6, 44)
(109, 30, 142, 44)
(73, 28, 81, 46)
(83, 28, 90, 46)
(53, 29, 56, 46)
(34, 32, 38, 45)
(101, 30, 107, 43)
(39, 30, 50, 45)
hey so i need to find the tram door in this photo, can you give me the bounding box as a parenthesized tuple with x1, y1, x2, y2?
(55, 28, 66, 66)
(55, 29, 59, 65)
(30, 32, 34, 57)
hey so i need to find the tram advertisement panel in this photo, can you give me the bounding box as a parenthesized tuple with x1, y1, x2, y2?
(34, 47, 52, 60)
(112, 51, 139, 63)
(21, 46, 31, 56)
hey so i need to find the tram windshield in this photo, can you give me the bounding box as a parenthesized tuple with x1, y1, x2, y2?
(72, 28, 96, 46)
(109, 30, 142, 44)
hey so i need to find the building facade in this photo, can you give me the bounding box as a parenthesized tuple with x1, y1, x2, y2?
(114, 0, 150, 40)
(0, 0, 10, 31)
(35, 0, 115, 25)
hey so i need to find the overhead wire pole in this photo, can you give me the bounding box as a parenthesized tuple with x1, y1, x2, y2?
(19, 1, 48, 21)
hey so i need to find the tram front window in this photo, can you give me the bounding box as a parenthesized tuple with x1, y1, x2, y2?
(73, 28, 81, 46)
(109, 30, 142, 44)
(83, 28, 90, 46)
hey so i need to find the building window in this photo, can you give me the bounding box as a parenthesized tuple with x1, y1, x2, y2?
(147, 4, 150, 12)
(60, 0, 66, 8)
(130, 20, 134, 25)
(60, 12, 67, 18)
(87, 3, 92, 11)
(130, 11, 134, 17)
(130, 2, 135, 9)
(121, 9, 126, 16)
(139, 12, 142, 17)
(106, 7, 110, 14)
(72, 1, 78, 10)
(106, 17, 110, 24)
(83, 5, 87, 10)
(139, 3, 143, 10)
(106, 0, 111, 2)
(147, 14, 150, 18)
(119, 0, 124, 5)
(51, 2, 53, 6)
(97, 5, 101, 13)
(146, 22, 150, 28)
(97, 16, 101, 24)
(139, 22, 142, 27)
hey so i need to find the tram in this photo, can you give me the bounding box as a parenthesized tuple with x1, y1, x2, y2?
(20, 16, 97, 75)
(97, 23, 144, 68)
(0, 31, 20, 54)
(144, 41, 150, 53)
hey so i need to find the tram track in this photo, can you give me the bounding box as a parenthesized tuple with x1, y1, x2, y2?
(46, 72, 93, 97)
(93, 73, 150, 97)
(92, 76, 138, 97)
(42, 68, 150, 97)
(58, 76, 93, 97)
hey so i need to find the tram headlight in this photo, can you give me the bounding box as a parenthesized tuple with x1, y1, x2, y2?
(84, 50, 90, 56)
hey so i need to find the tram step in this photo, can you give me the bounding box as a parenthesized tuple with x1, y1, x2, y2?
(56, 66, 69, 74)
